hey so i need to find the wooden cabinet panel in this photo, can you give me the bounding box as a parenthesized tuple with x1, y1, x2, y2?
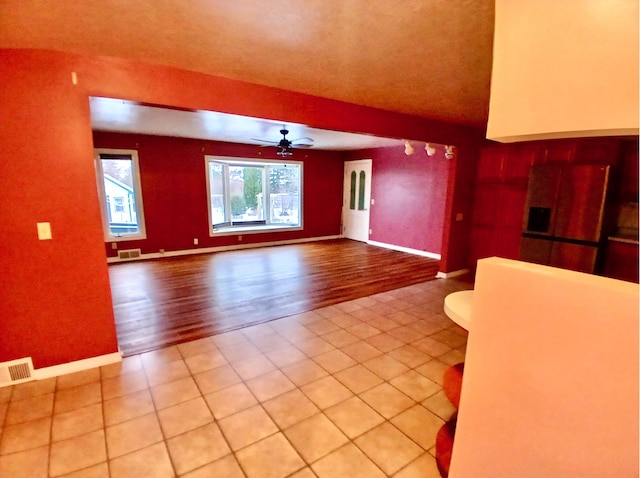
(469, 224, 523, 264)
(477, 147, 506, 182)
(544, 140, 577, 163)
(469, 226, 497, 267)
(471, 183, 500, 226)
(603, 240, 639, 283)
(504, 144, 538, 181)
(472, 146, 529, 269)
(574, 138, 621, 164)
(620, 140, 639, 202)
(494, 226, 523, 260)
(498, 186, 528, 229)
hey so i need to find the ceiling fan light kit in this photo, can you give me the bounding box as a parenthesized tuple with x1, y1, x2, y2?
(277, 147, 293, 157)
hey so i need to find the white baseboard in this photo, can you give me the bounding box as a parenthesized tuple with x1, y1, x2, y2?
(33, 352, 122, 380)
(107, 235, 343, 263)
(366, 240, 441, 260)
(437, 268, 471, 279)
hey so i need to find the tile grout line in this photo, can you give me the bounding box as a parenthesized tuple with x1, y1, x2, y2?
(0, 278, 470, 477)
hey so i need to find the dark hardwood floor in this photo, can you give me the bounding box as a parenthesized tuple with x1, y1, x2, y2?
(108, 239, 440, 356)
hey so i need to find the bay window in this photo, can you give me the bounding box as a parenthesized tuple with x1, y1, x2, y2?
(205, 156, 302, 234)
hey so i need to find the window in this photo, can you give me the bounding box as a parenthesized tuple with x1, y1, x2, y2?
(205, 156, 302, 234)
(358, 170, 366, 210)
(113, 197, 125, 213)
(95, 149, 146, 241)
(350, 171, 357, 210)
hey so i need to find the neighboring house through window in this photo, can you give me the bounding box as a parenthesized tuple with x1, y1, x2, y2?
(205, 156, 303, 234)
(95, 149, 146, 241)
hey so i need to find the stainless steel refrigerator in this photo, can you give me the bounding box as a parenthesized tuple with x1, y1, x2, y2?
(520, 163, 611, 274)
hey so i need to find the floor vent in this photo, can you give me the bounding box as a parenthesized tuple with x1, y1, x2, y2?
(0, 357, 34, 387)
(117, 249, 142, 260)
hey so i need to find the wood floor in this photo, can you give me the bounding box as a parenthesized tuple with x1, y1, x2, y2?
(108, 239, 440, 356)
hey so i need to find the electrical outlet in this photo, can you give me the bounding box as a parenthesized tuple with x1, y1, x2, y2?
(193, 238, 198, 245)
(238, 235, 243, 241)
(456, 213, 464, 222)
(111, 242, 117, 250)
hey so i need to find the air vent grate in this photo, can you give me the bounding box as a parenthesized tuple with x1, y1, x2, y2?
(117, 249, 142, 260)
(9, 362, 31, 381)
(0, 357, 34, 387)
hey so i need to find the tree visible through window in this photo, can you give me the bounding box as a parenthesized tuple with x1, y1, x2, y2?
(206, 157, 302, 232)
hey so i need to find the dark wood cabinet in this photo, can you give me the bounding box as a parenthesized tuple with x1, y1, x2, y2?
(574, 138, 622, 164)
(469, 183, 527, 266)
(620, 140, 639, 202)
(504, 144, 539, 181)
(498, 186, 528, 229)
(603, 240, 639, 283)
(477, 147, 506, 182)
(543, 140, 577, 163)
(471, 184, 500, 226)
(469, 137, 635, 271)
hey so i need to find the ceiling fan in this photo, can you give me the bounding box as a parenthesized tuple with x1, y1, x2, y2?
(252, 127, 314, 157)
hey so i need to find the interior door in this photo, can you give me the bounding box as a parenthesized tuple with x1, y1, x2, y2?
(342, 160, 372, 242)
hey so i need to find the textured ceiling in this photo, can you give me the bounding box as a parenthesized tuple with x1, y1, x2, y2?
(0, 1, 495, 129)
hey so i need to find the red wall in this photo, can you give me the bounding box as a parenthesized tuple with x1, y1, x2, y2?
(0, 48, 482, 368)
(0, 52, 118, 367)
(93, 132, 344, 256)
(345, 146, 452, 254)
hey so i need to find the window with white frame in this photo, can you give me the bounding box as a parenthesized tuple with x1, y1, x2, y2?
(205, 156, 302, 233)
(95, 149, 146, 241)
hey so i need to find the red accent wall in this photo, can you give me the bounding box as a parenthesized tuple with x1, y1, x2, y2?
(345, 146, 452, 254)
(0, 48, 482, 368)
(93, 132, 344, 256)
(0, 52, 118, 368)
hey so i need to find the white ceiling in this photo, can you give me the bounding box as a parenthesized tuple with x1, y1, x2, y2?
(89, 97, 405, 151)
(0, 1, 495, 129)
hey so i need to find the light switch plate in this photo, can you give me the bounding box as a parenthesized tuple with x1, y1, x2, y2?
(37, 222, 52, 240)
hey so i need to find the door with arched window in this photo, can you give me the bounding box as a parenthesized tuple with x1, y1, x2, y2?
(342, 159, 372, 242)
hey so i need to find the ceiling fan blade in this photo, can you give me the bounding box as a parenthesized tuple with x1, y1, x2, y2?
(291, 137, 314, 143)
(292, 143, 313, 149)
(249, 137, 279, 144)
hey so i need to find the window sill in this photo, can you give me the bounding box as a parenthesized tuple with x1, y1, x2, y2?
(211, 224, 302, 236)
(106, 235, 147, 242)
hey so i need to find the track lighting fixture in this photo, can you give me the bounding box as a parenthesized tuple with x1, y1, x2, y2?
(425, 143, 436, 156)
(404, 141, 415, 155)
(445, 145, 455, 160)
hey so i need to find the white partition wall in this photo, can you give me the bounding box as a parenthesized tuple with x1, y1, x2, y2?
(487, 0, 639, 142)
(449, 257, 639, 477)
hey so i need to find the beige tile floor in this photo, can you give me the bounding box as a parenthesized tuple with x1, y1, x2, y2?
(0, 278, 471, 478)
